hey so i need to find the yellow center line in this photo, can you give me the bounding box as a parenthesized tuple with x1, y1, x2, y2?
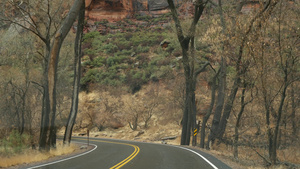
(110, 145, 140, 169)
(73, 138, 140, 169)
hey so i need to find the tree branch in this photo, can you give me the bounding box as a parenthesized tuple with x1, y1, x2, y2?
(167, 0, 185, 45)
(194, 61, 211, 76)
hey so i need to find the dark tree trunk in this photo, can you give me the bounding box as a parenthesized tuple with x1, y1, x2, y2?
(181, 72, 192, 145)
(290, 82, 297, 136)
(48, 0, 85, 148)
(200, 69, 219, 148)
(39, 44, 51, 151)
(207, 58, 226, 148)
(217, 75, 240, 139)
(269, 84, 287, 164)
(233, 82, 247, 159)
(20, 60, 29, 135)
(39, 0, 85, 150)
(191, 91, 197, 146)
(167, 0, 206, 146)
(64, 0, 85, 145)
(206, 0, 228, 148)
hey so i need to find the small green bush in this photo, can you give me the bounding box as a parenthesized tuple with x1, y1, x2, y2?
(124, 19, 136, 25)
(106, 56, 128, 67)
(136, 14, 152, 21)
(0, 130, 31, 155)
(95, 19, 109, 25)
(136, 45, 150, 53)
(116, 40, 133, 51)
(91, 56, 106, 67)
(80, 69, 99, 85)
(103, 43, 118, 54)
(83, 31, 101, 41)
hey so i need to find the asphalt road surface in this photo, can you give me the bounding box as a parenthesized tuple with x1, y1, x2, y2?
(25, 137, 231, 169)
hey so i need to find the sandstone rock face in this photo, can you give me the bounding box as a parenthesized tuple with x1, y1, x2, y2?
(85, 0, 132, 21)
(85, 0, 179, 21)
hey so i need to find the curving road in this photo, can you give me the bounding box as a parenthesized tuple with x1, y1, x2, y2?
(24, 137, 231, 169)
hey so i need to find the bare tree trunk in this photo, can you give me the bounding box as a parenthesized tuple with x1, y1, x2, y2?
(20, 60, 30, 135)
(37, 0, 85, 150)
(270, 2, 287, 163)
(167, 0, 206, 146)
(48, 0, 85, 148)
(290, 83, 297, 136)
(234, 83, 246, 159)
(64, 1, 85, 144)
(129, 114, 138, 130)
(207, 58, 226, 148)
(39, 44, 51, 151)
(200, 69, 219, 148)
(207, 0, 227, 148)
(182, 79, 192, 145)
(217, 74, 240, 139)
(270, 83, 288, 164)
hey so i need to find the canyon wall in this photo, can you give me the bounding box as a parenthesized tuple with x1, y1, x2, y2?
(85, 0, 177, 21)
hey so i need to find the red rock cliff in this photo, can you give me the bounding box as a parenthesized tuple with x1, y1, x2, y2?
(85, 0, 173, 21)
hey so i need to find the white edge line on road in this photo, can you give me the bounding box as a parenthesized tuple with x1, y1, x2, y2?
(27, 142, 97, 169)
(174, 146, 219, 169)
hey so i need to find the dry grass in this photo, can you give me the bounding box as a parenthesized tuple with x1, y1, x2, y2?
(0, 141, 77, 168)
(277, 145, 300, 165)
(206, 142, 300, 169)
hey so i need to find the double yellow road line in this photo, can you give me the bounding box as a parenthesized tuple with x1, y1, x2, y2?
(73, 138, 140, 169)
(110, 143, 140, 169)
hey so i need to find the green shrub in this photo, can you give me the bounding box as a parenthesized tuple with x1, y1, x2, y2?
(103, 43, 118, 54)
(136, 45, 150, 53)
(136, 14, 152, 21)
(116, 40, 132, 51)
(91, 56, 106, 67)
(83, 31, 101, 41)
(80, 69, 99, 85)
(84, 48, 97, 56)
(106, 23, 119, 29)
(106, 56, 128, 67)
(124, 19, 136, 25)
(95, 19, 109, 25)
(102, 78, 122, 86)
(0, 130, 31, 155)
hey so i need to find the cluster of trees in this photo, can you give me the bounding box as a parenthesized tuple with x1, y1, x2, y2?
(168, 0, 299, 165)
(75, 85, 164, 132)
(0, 0, 85, 151)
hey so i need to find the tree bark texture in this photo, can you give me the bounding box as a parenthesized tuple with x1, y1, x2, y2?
(167, 0, 206, 146)
(200, 69, 219, 148)
(217, 74, 240, 139)
(39, 44, 51, 151)
(39, 0, 85, 150)
(233, 83, 247, 159)
(207, 58, 226, 147)
(64, 1, 85, 144)
(290, 84, 297, 136)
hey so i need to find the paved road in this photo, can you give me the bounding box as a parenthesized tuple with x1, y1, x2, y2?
(25, 137, 231, 169)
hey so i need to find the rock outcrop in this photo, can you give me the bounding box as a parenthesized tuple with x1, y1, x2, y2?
(85, 0, 178, 21)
